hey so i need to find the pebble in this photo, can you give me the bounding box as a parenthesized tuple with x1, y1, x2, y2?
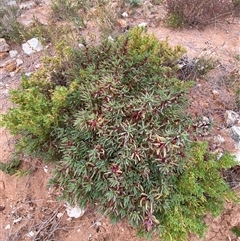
(0, 52, 8, 60)
(122, 12, 129, 18)
(108, 36, 114, 42)
(27, 231, 36, 238)
(138, 22, 148, 27)
(0, 38, 10, 52)
(66, 203, 85, 219)
(57, 212, 63, 219)
(211, 89, 219, 99)
(20, 1, 36, 10)
(13, 217, 22, 224)
(78, 43, 85, 48)
(35, 63, 41, 69)
(16, 59, 23, 67)
(231, 126, 240, 142)
(5, 224, 10, 230)
(7, 0, 17, 6)
(117, 19, 128, 28)
(224, 110, 239, 127)
(9, 50, 18, 58)
(9, 72, 15, 77)
(5, 60, 17, 72)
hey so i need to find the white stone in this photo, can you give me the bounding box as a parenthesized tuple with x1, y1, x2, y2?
(231, 126, 240, 142)
(22, 38, 43, 56)
(16, 59, 23, 67)
(20, 2, 36, 10)
(66, 204, 85, 219)
(108, 36, 114, 42)
(78, 43, 85, 48)
(35, 63, 41, 69)
(9, 72, 15, 77)
(43, 165, 48, 173)
(202, 116, 210, 124)
(13, 217, 22, 224)
(138, 22, 148, 28)
(57, 212, 63, 219)
(122, 12, 129, 18)
(225, 110, 239, 127)
(9, 50, 18, 58)
(212, 89, 219, 99)
(0, 38, 10, 52)
(7, 0, 17, 6)
(25, 72, 32, 77)
(5, 224, 10, 230)
(27, 231, 36, 238)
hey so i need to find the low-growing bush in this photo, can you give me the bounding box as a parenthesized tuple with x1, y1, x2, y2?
(165, 0, 234, 27)
(0, 28, 238, 241)
(0, 0, 25, 42)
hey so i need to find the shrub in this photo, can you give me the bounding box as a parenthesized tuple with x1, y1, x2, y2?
(165, 0, 233, 27)
(0, 28, 238, 240)
(0, 0, 26, 42)
(50, 0, 86, 28)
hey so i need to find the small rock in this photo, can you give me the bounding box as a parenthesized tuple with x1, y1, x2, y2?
(5, 60, 17, 72)
(108, 36, 114, 42)
(43, 166, 48, 173)
(3, 89, 9, 94)
(66, 203, 85, 219)
(57, 212, 63, 219)
(117, 19, 128, 28)
(9, 50, 18, 58)
(211, 89, 219, 99)
(7, 0, 17, 6)
(20, 2, 36, 10)
(225, 110, 239, 127)
(231, 126, 240, 142)
(78, 43, 85, 48)
(213, 134, 225, 145)
(0, 52, 9, 60)
(27, 231, 36, 238)
(122, 12, 129, 18)
(9, 72, 15, 77)
(25, 72, 32, 77)
(35, 63, 41, 69)
(16, 59, 23, 67)
(13, 217, 22, 224)
(0, 38, 10, 52)
(202, 116, 211, 124)
(138, 22, 148, 28)
(22, 38, 43, 56)
(5, 224, 10, 230)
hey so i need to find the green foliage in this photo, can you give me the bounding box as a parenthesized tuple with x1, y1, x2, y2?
(0, 1, 26, 42)
(0, 157, 21, 175)
(1, 28, 238, 240)
(50, 0, 86, 28)
(232, 226, 240, 237)
(158, 142, 238, 241)
(127, 0, 143, 7)
(165, 14, 184, 28)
